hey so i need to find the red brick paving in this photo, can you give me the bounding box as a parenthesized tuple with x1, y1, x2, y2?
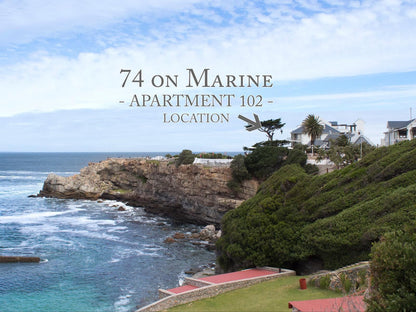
(166, 268, 277, 294)
(167, 284, 199, 294)
(288, 295, 366, 311)
(199, 268, 276, 284)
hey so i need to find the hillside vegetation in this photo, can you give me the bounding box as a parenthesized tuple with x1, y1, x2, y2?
(217, 140, 416, 272)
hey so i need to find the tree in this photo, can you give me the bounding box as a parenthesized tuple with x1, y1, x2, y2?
(227, 154, 251, 194)
(230, 155, 250, 182)
(248, 118, 285, 141)
(175, 149, 195, 166)
(366, 225, 416, 311)
(244, 146, 288, 180)
(302, 114, 324, 155)
(317, 135, 375, 169)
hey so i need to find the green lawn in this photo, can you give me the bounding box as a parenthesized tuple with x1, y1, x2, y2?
(167, 276, 341, 312)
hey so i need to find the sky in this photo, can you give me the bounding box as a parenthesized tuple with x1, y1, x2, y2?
(1, 0, 416, 152)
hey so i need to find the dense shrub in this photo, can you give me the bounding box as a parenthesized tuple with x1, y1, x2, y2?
(197, 152, 232, 159)
(366, 225, 416, 311)
(285, 149, 307, 167)
(175, 149, 195, 166)
(217, 140, 416, 272)
(244, 146, 288, 180)
(230, 155, 250, 182)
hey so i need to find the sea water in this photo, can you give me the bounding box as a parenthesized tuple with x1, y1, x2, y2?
(0, 153, 216, 312)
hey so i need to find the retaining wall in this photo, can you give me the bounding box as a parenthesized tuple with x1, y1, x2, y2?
(308, 261, 370, 294)
(136, 268, 295, 312)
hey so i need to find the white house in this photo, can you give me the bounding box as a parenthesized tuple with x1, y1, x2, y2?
(384, 119, 416, 146)
(290, 119, 373, 148)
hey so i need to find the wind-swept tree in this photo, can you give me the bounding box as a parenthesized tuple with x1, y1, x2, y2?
(257, 118, 285, 141)
(244, 118, 288, 150)
(302, 114, 324, 155)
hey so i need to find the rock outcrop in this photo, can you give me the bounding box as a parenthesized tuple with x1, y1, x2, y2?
(38, 158, 258, 225)
(0, 256, 41, 263)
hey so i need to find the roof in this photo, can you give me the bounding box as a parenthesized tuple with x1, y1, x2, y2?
(291, 126, 304, 134)
(352, 135, 374, 146)
(291, 124, 340, 135)
(387, 119, 415, 129)
(288, 295, 365, 311)
(324, 133, 342, 141)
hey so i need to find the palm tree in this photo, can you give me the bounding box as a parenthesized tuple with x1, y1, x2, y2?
(302, 114, 324, 155)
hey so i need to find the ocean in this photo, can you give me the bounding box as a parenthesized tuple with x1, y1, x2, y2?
(0, 153, 216, 312)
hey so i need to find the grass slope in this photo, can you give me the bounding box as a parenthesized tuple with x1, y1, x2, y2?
(217, 140, 416, 271)
(168, 276, 340, 312)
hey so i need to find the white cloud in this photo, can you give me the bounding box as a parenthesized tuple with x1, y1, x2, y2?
(0, 0, 202, 45)
(0, 0, 415, 118)
(276, 85, 416, 103)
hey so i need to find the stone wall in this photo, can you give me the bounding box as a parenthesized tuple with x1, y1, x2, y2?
(183, 277, 214, 288)
(136, 268, 295, 312)
(307, 261, 370, 295)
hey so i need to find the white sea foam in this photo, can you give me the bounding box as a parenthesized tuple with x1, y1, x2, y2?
(114, 292, 133, 312)
(0, 175, 41, 180)
(19, 223, 60, 234)
(109, 258, 121, 263)
(178, 270, 187, 286)
(58, 215, 117, 227)
(0, 210, 75, 224)
(0, 170, 77, 175)
(107, 226, 128, 233)
(59, 229, 120, 242)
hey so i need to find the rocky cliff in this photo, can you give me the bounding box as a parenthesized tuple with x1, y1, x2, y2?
(38, 158, 258, 225)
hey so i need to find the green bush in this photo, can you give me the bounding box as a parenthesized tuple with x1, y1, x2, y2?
(217, 140, 416, 272)
(285, 149, 307, 167)
(319, 274, 331, 289)
(244, 146, 288, 180)
(366, 225, 416, 311)
(175, 149, 195, 166)
(230, 154, 250, 182)
(197, 152, 232, 159)
(339, 273, 352, 294)
(226, 180, 241, 194)
(304, 163, 319, 175)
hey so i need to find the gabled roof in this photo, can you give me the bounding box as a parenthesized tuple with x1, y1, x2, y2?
(291, 124, 340, 135)
(324, 133, 342, 141)
(291, 126, 304, 134)
(387, 119, 415, 129)
(352, 135, 374, 146)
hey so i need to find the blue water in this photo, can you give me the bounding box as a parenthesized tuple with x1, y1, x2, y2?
(0, 153, 216, 312)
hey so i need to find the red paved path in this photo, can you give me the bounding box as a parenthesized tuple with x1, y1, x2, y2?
(288, 295, 365, 311)
(167, 268, 277, 294)
(200, 268, 276, 284)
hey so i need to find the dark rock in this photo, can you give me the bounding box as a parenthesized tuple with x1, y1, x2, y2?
(185, 267, 201, 275)
(117, 206, 126, 211)
(191, 233, 200, 239)
(0, 256, 41, 263)
(164, 237, 176, 244)
(173, 232, 186, 239)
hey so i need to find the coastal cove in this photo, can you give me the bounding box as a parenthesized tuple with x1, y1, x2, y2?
(0, 153, 224, 312)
